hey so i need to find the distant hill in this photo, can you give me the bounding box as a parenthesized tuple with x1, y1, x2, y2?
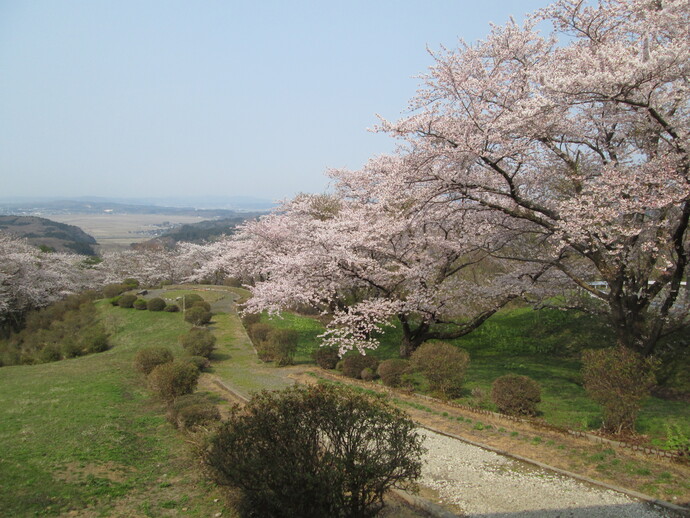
(0, 197, 276, 216)
(141, 214, 262, 246)
(0, 216, 97, 255)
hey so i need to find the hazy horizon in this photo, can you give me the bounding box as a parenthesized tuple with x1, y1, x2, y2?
(1, 1, 551, 201)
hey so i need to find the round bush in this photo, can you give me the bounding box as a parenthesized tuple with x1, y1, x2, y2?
(134, 346, 174, 375)
(176, 403, 221, 431)
(361, 367, 376, 382)
(182, 293, 204, 307)
(182, 355, 211, 371)
(241, 312, 261, 328)
(582, 346, 658, 434)
(248, 322, 273, 343)
(133, 298, 148, 310)
(377, 359, 411, 388)
(341, 353, 379, 379)
(184, 306, 212, 326)
(206, 384, 424, 518)
(117, 294, 138, 308)
(256, 342, 274, 362)
(267, 328, 299, 366)
(410, 342, 469, 399)
(491, 374, 541, 416)
(167, 393, 212, 424)
(147, 297, 167, 311)
(103, 283, 128, 298)
(164, 303, 180, 312)
(313, 346, 340, 370)
(179, 328, 217, 358)
(148, 360, 200, 401)
(122, 278, 140, 288)
(191, 300, 211, 312)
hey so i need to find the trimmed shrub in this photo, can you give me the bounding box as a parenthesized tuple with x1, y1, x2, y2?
(313, 346, 340, 370)
(148, 360, 200, 402)
(206, 384, 424, 518)
(581, 346, 659, 435)
(377, 359, 411, 388)
(147, 297, 167, 311)
(167, 393, 221, 430)
(410, 342, 470, 399)
(184, 306, 212, 326)
(176, 403, 221, 431)
(341, 353, 379, 379)
(134, 346, 174, 375)
(179, 328, 217, 358)
(267, 328, 299, 366)
(182, 293, 204, 307)
(241, 312, 261, 328)
(248, 322, 273, 343)
(164, 303, 180, 313)
(117, 294, 138, 308)
(167, 393, 208, 422)
(191, 300, 212, 312)
(182, 355, 211, 371)
(122, 278, 140, 288)
(133, 298, 148, 310)
(491, 375, 541, 416)
(255, 343, 274, 362)
(361, 367, 376, 382)
(103, 283, 128, 298)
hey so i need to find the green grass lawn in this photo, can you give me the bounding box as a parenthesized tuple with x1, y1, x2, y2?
(0, 302, 230, 517)
(208, 312, 295, 396)
(261, 305, 690, 446)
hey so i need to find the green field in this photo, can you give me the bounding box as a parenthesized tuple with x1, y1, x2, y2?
(0, 301, 229, 517)
(259, 306, 690, 445)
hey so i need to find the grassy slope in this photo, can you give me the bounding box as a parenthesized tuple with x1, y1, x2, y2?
(0, 303, 229, 518)
(259, 306, 690, 444)
(210, 312, 297, 397)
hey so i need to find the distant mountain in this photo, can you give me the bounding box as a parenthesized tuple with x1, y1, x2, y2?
(0, 196, 276, 214)
(0, 216, 98, 255)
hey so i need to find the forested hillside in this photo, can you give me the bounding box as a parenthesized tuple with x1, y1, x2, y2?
(0, 216, 97, 255)
(142, 214, 262, 246)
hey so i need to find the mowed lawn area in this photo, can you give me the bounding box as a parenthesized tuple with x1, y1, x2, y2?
(0, 300, 230, 517)
(258, 305, 690, 446)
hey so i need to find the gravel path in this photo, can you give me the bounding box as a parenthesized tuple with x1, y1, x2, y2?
(419, 429, 678, 518)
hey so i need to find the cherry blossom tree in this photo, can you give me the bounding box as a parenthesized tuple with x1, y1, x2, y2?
(0, 232, 100, 333)
(99, 242, 196, 286)
(203, 165, 543, 357)
(377, 0, 689, 355)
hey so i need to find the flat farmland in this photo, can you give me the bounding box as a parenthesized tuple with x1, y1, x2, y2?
(48, 213, 206, 250)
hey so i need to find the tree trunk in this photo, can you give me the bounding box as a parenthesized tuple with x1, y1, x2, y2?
(399, 317, 429, 358)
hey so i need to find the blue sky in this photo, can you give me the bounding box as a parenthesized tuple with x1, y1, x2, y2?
(0, 0, 551, 202)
